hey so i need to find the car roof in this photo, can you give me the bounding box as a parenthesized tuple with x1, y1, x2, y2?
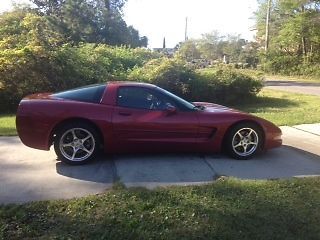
(107, 81, 156, 88)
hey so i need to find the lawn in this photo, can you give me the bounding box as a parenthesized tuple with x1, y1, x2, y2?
(232, 89, 320, 126)
(0, 114, 16, 136)
(0, 177, 319, 239)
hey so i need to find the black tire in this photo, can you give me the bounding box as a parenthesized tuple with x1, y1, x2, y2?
(225, 122, 263, 160)
(54, 122, 100, 165)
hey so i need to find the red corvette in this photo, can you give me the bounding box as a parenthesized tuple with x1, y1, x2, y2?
(16, 82, 282, 165)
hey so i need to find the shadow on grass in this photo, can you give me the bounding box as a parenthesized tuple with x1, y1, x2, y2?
(231, 95, 299, 113)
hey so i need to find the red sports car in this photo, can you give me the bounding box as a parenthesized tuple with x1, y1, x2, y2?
(16, 82, 282, 165)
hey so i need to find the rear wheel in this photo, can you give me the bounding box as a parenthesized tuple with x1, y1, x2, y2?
(225, 122, 263, 160)
(54, 123, 99, 165)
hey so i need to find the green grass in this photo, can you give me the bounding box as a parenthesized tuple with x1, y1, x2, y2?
(265, 74, 320, 83)
(0, 115, 16, 136)
(233, 89, 320, 126)
(0, 177, 319, 239)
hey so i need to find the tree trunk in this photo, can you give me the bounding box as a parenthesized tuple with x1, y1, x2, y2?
(302, 37, 307, 57)
(301, 4, 307, 63)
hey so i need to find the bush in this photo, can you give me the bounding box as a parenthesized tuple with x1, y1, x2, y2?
(0, 44, 159, 112)
(193, 67, 263, 103)
(0, 46, 55, 112)
(0, 49, 262, 112)
(129, 59, 263, 104)
(129, 58, 195, 98)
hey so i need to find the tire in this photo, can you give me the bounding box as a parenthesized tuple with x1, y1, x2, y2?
(225, 122, 263, 160)
(54, 122, 100, 165)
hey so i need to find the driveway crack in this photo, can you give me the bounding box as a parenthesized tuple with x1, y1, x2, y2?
(109, 155, 120, 183)
(200, 155, 218, 179)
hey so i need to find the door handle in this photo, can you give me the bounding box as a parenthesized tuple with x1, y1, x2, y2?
(118, 112, 132, 116)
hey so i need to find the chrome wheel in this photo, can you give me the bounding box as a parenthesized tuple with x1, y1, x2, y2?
(59, 128, 95, 162)
(232, 128, 259, 157)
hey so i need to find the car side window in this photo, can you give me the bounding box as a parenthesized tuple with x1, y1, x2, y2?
(117, 87, 176, 110)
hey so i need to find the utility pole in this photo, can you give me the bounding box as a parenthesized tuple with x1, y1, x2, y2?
(185, 17, 188, 41)
(163, 37, 166, 49)
(265, 0, 271, 52)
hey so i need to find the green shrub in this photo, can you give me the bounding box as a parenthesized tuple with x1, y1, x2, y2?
(0, 44, 159, 112)
(0, 48, 262, 112)
(191, 67, 263, 104)
(129, 59, 263, 104)
(0, 46, 55, 112)
(129, 58, 195, 98)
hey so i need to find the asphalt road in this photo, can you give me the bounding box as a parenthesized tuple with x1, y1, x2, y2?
(1, 124, 320, 204)
(264, 80, 320, 96)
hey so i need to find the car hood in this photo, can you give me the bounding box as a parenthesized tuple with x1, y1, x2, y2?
(192, 102, 243, 114)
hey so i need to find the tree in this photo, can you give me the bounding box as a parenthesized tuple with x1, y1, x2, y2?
(0, 7, 64, 50)
(176, 40, 201, 61)
(255, 0, 320, 74)
(176, 32, 255, 65)
(30, 0, 148, 47)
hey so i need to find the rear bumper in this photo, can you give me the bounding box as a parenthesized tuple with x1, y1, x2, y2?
(16, 115, 51, 150)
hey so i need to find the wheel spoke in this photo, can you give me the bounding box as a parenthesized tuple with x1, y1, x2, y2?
(71, 129, 77, 140)
(233, 142, 242, 148)
(82, 146, 92, 154)
(63, 143, 73, 147)
(236, 132, 243, 139)
(82, 135, 91, 142)
(70, 148, 78, 160)
(248, 141, 257, 146)
(243, 145, 248, 153)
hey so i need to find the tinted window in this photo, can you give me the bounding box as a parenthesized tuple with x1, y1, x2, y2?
(117, 87, 176, 110)
(52, 84, 106, 103)
(157, 87, 195, 111)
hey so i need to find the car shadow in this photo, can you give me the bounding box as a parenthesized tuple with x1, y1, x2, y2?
(205, 145, 320, 180)
(55, 146, 320, 186)
(55, 154, 116, 184)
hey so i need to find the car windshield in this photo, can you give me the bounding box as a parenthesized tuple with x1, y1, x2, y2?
(157, 87, 195, 110)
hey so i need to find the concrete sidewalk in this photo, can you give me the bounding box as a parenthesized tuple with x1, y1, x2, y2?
(0, 123, 320, 204)
(280, 123, 320, 156)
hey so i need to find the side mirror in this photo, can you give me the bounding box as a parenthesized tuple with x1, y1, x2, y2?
(165, 103, 177, 114)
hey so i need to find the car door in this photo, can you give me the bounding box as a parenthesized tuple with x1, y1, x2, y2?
(112, 86, 199, 151)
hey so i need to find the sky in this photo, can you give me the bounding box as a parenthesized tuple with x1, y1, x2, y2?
(0, 0, 258, 48)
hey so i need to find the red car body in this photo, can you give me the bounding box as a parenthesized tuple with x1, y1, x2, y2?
(16, 82, 282, 155)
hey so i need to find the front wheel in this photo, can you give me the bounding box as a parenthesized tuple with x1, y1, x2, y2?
(225, 123, 263, 160)
(54, 123, 99, 165)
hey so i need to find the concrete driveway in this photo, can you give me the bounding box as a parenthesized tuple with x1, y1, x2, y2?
(1, 124, 320, 204)
(264, 80, 320, 96)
